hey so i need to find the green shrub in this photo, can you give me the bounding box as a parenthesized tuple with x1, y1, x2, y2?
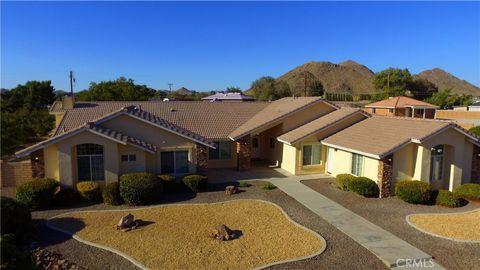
(182, 174, 208, 192)
(158, 175, 177, 192)
(1, 234, 36, 270)
(238, 181, 251, 188)
(102, 182, 123, 206)
(395, 180, 431, 204)
(76, 181, 101, 202)
(434, 190, 461, 208)
(261, 182, 276, 190)
(120, 173, 163, 205)
(336, 174, 356, 191)
(346, 177, 379, 197)
(15, 178, 59, 210)
(454, 183, 480, 201)
(1, 197, 32, 244)
(54, 188, 80, 206)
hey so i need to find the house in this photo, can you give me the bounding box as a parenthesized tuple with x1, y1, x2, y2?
(468, 100, 480, 111)
(201, 92, 255, 102)
(15, 96, 479, 195)
(364, 96, 438, 119)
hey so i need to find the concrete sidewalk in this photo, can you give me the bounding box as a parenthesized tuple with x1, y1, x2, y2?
(269, 178, 445, 269)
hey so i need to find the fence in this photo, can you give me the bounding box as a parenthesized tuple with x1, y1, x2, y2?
(324, 92, 372, 102)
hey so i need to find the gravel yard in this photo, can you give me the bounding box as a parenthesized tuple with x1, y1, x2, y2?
(302, 178, 480, 270)
(31, 181, 388, 270)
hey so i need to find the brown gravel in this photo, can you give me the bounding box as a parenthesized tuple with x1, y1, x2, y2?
(32, 181, 388, 270)
(302, 178, 480, 270)
(409, 210, 480, 241)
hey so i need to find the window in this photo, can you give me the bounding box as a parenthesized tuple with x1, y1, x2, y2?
(388, 108, 394, 113)
(209, 141, 231, 160)
(77, 144, 104, 181)
(269, 138, 275, 149)
(430, 145, 444, 182)
(372, 108, 376, 113)
(302, 145, 321, 166)
(121, 154, 137, 162)
(161, 151, 189, 174)
(351, 153, 364, 176)
(416, 109, 425, 115)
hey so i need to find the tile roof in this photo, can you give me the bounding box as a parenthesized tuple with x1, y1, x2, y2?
(229, 97, 338, 140)
(365, 96, 437, 108)
(88, 124, 157, 153)
(322, 116, 476, 159)
(50, 101, 268, 140)
(201, 92, 255, 101)
(277, 108, 369, 145)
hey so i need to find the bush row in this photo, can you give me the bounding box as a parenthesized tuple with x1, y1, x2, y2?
(335, 174, 379, 197)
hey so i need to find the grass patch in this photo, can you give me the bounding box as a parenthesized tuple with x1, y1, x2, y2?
(261, 182, 277, 190)
(238, 181, 251, 188)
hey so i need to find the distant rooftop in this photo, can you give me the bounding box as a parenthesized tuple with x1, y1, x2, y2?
(365, 96, 438, 109)
(202, 92, 255, 101)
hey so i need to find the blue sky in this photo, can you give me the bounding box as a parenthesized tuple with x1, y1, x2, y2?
(1, 1, 479, 92)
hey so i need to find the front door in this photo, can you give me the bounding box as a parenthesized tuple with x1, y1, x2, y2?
(251, 137, 260, 159)
(326, 147, 333, 174)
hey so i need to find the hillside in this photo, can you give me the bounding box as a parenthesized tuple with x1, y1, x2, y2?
(416, 68, 480, 95)
(276, 60, 375, 95)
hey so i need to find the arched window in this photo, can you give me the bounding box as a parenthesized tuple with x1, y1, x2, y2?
(77, 144, 104, 181)
(430, 145, 444, 182)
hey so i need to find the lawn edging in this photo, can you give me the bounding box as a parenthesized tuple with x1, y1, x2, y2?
(405, 208, 480, 243)
(46, 199, 327, 270)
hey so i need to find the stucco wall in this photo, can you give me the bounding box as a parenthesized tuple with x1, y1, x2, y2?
(281, 144, 297, 175)
(44, 144, 59, 180)
(325, 147, 379, 182)
(392, 143, 416, 183)
(118, 144, 146, 175)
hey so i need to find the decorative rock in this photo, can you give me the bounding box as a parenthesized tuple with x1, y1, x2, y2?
(211, 224, 235, 241)
(225, 185, 238, 195)
(32, 247, 85, 270)
(116, 214, 134, 230)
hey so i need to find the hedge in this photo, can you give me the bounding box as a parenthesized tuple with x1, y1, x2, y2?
(182, 175, 208, 192)
(336, 174, 356, 191)
(434, 190, 461, 208)
(346, 177, 379, 197)
(158, 175, 177, 192)
(454, 183, 480, 201)
(119, 173, 163, 205)
(1, 196, 32, 244)
(102, 182, 123, 206)
(15, 178, 59, 210)
(76, 181, 101, 202)
(395, 180, 431, 204)
(54, 188, 80, 206)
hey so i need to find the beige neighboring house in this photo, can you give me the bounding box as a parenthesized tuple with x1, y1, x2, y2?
(365, 96, 438, 119)
(14, 96, 480, 197)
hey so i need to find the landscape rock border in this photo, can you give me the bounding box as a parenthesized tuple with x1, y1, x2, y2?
(46, 199, 327, 270)
(405, 208, 480, 243)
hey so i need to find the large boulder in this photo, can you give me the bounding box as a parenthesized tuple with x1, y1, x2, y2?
(211, 224, 235, 241)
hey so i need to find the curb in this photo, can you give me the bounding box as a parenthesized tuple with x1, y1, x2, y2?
(46, 199, 327, 270)
(405, 208, 480, 244)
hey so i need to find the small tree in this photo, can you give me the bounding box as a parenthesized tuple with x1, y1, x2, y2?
(225, 87, 242, 93)
(468, 126, 480, 137)
(307, 80, 324, 97)
(373, 68, 412, 97)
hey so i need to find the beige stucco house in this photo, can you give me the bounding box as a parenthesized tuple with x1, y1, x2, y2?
(16, 96, 480, 197)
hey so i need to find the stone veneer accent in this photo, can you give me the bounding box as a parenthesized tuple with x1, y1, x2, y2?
(237, 135, 251, 171)
(196, 143, 208, 173)
(378, 154, 393, 198)
(31, 149, 45, 179)
(472, 145, 480, 184)
(0, 160, 32, 187)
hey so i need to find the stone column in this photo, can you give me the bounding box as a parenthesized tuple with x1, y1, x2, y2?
(378, 154, 393, 198)
(236, 135, 251, 171)
(471, 145, 480, 184)
(196, 143, 208, 173)
(30, 149, 45, 179)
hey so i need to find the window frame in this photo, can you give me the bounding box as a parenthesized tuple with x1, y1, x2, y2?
(351, 153, 364, 176)
(302, 144, 322, 166)
(121, 154, 137, 162)
(208, 141, 231, 160)
(76, 144, 105, 181)
(160, 150, 190, 175)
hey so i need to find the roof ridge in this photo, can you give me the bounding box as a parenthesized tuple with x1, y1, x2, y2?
(371, 115, 454, 124)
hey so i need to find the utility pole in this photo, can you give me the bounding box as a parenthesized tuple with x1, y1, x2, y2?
(69, 71, 75, 100)
(386, 70, 390, 97)
(168, 83, 173, 93)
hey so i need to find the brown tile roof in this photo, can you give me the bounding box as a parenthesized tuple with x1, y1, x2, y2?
(89, 124, 157, 153)
(229, 97, 338, 140)
(51, 101, 268, 140)
(365, 96, 437, 108)
(277, 108, 369, 145)
(322, 116, 476, 159)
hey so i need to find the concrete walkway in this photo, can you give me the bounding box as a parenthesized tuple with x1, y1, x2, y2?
(269, 177, 445, 269)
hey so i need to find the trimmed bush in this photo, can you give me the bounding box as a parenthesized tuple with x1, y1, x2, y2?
(158, 175, 177, 192)
(261, 182, 276, 190)
(336, 174, 356, 191)
(182, 174, 208, 192)
(238, 181, 251, 188)
(102, 182, 123, 206)
(1, 234, 36, 270)
(434, 190, 461, 208)
(54, 188, 80, 206)
(1, 197, 32, 244)
(454, 183, 480, 201)
(15, 178, 59, 210)
(395, 180, 431, 204)
(346, 177, 379, 197)
(120, 173, 163, 205)
(76, 181, 101, 202)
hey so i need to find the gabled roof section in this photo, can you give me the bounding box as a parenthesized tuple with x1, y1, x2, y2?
(229, 97, 339, 140)
(277, 108, 370, 145)
(365, 96, 438, 109)
(16, 123, 157, 158)
(322, 116, 479, 159)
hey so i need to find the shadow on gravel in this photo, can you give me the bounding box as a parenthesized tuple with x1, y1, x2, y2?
(33, 217, 85, 247)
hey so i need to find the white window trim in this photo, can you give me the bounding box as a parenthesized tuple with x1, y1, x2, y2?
(350, 153, 364, 177)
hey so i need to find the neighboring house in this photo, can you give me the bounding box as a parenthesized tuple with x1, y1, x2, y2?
(364, 96, 438, 119)
(435, 110, 480, 130)
(468, 101, 480, 111)
(201, 92, 255, 102)
(15, 96, 479, 196)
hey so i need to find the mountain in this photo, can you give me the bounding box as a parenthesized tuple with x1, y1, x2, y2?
(415, 68, 480, 95)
